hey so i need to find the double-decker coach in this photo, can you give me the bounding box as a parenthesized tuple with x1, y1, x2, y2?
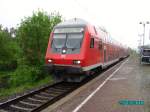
(45, 18, 128, 82)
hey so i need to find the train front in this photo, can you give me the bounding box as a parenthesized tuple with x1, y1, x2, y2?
(140, 45, 150, 64)
(45, 19, 88, 82)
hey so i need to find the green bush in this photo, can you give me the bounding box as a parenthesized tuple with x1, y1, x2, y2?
(0, 60, 17, 71)
(9, 65, 43, 87)
(0, 72, 10, 88)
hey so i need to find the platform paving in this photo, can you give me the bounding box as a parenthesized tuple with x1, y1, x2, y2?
(42, 55, 150, 112)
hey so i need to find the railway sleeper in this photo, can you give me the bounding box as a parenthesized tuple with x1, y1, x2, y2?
(40, 92, 53, 96)
(34, 94, 51, 99)
(10, 104, 33, 111)
(48, 87, 71, 91)
(45, 89, 64, 94)
(45, 90, 63, 96)
(28, 97, 47, 103)
(0, 109, 8, 112)
(20, 101, 40, 107)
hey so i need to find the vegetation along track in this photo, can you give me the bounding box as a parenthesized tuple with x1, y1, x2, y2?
(0, 82, 80, 112)
(0, 58, 126, 112)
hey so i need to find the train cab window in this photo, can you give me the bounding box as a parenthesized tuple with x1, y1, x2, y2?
(90, 38, 94, 48)
(143, 50, 150, 56)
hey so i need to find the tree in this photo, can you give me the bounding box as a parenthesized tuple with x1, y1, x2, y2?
(0, 25, 18, 70)
(10, 27, 17, 38)
(17, 11, 62, 65)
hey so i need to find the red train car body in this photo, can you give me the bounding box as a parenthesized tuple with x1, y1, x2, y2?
(45, 18, 129, 82)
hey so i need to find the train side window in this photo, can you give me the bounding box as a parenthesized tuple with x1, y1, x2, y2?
(90, 38, 94, 48)
(99, 41, 102, 49)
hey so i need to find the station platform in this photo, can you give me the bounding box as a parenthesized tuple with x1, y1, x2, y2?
(42, 55, 150, 112)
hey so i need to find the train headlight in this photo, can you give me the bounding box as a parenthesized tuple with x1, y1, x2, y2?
(76, 60, 81, 64)
(62, 49, 66, 54)
(48, 59, 52, 63)
(73, 60, 81, 64)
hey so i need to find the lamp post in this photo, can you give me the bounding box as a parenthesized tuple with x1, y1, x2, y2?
(139, 21, 149, 46)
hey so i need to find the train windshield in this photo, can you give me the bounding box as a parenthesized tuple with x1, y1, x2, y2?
(52, 34, 66, 48)
(143, 49, 150, 56)
(51, 27, 84, 54)
(66, 33, 83, 49)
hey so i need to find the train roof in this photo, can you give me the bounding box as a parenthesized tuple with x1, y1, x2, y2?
(54, 18, 88, 28)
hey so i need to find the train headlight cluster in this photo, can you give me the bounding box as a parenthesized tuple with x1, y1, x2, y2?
(73, 60, 81, 64)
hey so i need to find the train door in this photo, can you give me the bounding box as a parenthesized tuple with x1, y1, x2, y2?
(104, 45, 106, 62)
(99, 40, 103, 62)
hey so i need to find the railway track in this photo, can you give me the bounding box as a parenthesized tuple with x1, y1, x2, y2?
(0, 82, 80, 112)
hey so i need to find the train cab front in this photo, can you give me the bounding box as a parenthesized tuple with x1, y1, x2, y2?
(141, 48, 150, 64)
(45, 23, 87, 82)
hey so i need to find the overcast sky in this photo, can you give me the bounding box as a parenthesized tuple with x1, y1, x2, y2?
(0, 0, 150, 49)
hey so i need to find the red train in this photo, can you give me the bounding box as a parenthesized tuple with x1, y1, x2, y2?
(45, 18, 129, 82)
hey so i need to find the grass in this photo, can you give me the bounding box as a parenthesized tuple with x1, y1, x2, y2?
(0, 65, 54, 100)
(0, 75, 53, 99)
